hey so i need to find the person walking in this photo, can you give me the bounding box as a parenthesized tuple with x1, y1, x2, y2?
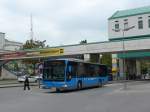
(24, 76, 30, 90)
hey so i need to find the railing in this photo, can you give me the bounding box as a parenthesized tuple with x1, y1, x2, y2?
(2, 61, 30, 77)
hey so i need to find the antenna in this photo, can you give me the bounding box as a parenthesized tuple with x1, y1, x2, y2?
(30, 14, 34, 40)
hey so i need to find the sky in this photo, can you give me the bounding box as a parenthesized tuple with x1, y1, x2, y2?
(0, 0, 150, 46)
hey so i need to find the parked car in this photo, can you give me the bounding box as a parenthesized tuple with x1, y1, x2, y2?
(18, 75, 37, 83)
(34, 75, 43, 80)
(145, 73, 150, 80)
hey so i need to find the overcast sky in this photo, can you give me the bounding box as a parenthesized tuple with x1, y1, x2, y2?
(0, 0, 150, 46)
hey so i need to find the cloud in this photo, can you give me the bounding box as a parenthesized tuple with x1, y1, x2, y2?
(0, 0, 149, 46)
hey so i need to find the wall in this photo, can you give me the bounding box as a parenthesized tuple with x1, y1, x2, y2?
(0, 33, 5, 49)
(4, 45, 21, 51)
(0, 67, 17, 80)
(4, 40, 22, 51)
(108, 13, 150, 40)
(59, 38, 150, 55)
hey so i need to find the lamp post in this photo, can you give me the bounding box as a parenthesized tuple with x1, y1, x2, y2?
(112, 25, 135, 90)
(99, 54, 103, 64)
(122, 30, 127, 90)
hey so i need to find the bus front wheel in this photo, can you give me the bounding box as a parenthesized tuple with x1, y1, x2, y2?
(77, 81, 82, 90)
(56, 88, 60, 92)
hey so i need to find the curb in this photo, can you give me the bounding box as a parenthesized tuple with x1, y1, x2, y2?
(108, 80, 133, 84)
(0, 83, 20, 85)
(0, 84, 38, 88)
(108, 80, 148, 84)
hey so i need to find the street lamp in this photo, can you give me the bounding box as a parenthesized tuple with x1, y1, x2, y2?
(99, 54, 103, 64)
(122, 29, 127, 90)
(112, 25, 135, 90)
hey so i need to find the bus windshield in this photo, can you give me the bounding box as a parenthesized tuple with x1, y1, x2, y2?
(43, 60, 66, 81)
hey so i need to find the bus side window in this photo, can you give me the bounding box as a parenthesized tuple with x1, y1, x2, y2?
(99, 65, 107, 77)
(99, 67, 103, 76)
(89, 65, 95, 77)
(67, 66, 72, 81)
(68, 61, 78, 78)
(77, 63, 85, 77)
(94, 65, 99, 77)
(84, 63, 90, 77)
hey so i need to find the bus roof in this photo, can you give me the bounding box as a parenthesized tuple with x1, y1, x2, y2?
(46, 58, 107, 66)
(47, 58, 84, 63)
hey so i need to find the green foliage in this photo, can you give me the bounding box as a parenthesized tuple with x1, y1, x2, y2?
(141, 60, 150, 74)
(23, 39, 46, 49)
(101, 54, 112, 67)
(22, 39, 46, 75)
(79, 40, 87, 44)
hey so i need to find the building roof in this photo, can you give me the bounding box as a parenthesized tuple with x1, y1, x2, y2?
(5, 39, 23, 45)
(109, 6, 150, 20)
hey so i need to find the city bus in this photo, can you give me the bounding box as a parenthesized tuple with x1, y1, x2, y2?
(42, 58, 108, 91)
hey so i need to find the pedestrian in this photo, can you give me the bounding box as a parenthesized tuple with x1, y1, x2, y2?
(24, 76, 30, 90)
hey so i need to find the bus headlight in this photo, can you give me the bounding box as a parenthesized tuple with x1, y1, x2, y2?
(63, 84, 68, 87)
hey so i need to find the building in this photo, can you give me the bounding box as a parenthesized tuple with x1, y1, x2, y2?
(0, 32, 22, 79)
(108, 6, 150, 40)
(1, 6, 150, 80)
(108, 6, 150, 79)
(0, 32, 22, 53)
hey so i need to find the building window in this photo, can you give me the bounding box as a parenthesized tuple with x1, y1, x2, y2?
(138, 17, 142, 19)
(115, 23, 119, 29)
(148, 19, 150, 28)
(138, 20, 143, 29)
(124, 22, 128, 29)
(124, 19, 128, 21)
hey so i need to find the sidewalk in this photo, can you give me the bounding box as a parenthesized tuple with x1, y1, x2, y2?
(0, 80, 38, 88)
(108, 80, 131, 84)
(0, 83, 39, 88)
(108, 79, 146, 84)
(0, 79, 147, 88)
(0, 80, 18, 85)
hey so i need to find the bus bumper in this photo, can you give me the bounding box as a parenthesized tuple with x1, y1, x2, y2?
(42, 81, 68, 90)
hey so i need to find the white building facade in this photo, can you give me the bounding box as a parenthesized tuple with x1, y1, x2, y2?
(0, 32, 22, 53)
(108, 6, 150, 40)
(0, 32, 22, 79)
(108, 6, 150, 80)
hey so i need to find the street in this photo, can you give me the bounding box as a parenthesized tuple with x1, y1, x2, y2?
(0, 81, 150, 112)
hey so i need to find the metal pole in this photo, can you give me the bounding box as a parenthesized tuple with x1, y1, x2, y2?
(38, 58, 41, 88)
(112, 26, 134, 89)
(122, 30, 127, 90)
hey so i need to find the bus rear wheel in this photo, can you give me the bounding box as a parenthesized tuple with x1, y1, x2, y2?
(77, 81, 82, 90)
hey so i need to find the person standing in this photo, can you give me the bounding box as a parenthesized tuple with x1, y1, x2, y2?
(24, 76, 30, 90)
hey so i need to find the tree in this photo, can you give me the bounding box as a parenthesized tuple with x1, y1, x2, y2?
(23, 39, 46, 49)
(79, 39, 87, 44)
(22, 39, 47, 75)
(35, 40, 46, 48)
(101, 53, 112, 68)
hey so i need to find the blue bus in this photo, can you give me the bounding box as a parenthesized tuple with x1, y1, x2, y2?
(42, 58, 108, 91)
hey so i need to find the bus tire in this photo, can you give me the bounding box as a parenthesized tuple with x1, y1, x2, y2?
(56, 88, 60, 92)
(77, 81, 82, 90)
(98, 80, 103, 87)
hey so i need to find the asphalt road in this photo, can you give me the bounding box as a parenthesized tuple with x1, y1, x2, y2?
(0, 81, 150, 112)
